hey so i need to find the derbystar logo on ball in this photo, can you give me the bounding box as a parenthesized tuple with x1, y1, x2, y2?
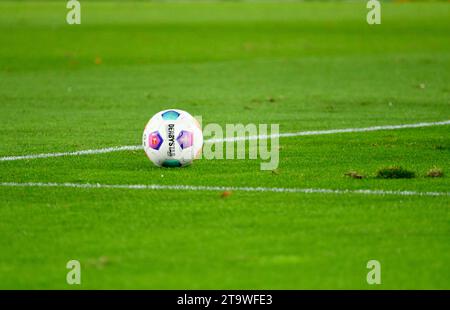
(142, 109, 203, 167)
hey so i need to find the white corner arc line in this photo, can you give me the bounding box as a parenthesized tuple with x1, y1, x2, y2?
(1, 120, 449, 162)
(0, 182, 448, 197)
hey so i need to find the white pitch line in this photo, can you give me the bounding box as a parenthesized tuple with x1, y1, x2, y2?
(1, 120, 449, 162)
(0, 145, 142, 162)
(208, 119, 450, 143)
(0, 182, 448, 197)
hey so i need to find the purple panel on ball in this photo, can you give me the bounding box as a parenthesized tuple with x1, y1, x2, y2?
(149, 131, 163, 150)
(176, 130, 193, 149)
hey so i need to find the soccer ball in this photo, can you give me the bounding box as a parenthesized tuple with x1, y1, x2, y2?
(142, 109, 203, 167)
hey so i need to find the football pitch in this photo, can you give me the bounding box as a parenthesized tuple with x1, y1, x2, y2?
(0, 1, 449, 289)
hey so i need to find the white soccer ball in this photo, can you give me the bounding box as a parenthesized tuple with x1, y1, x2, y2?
(142, 109, 203, 167)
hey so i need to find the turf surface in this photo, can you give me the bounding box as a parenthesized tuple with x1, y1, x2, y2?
(0, 1, 449, 289)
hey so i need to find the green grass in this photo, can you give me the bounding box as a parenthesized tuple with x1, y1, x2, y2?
(376, 166, 416, 179)
(0, 1, 449, 289)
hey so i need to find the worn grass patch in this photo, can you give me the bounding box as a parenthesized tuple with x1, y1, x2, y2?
(427, 167, 444, 178)
(344, 171, 364, 179)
